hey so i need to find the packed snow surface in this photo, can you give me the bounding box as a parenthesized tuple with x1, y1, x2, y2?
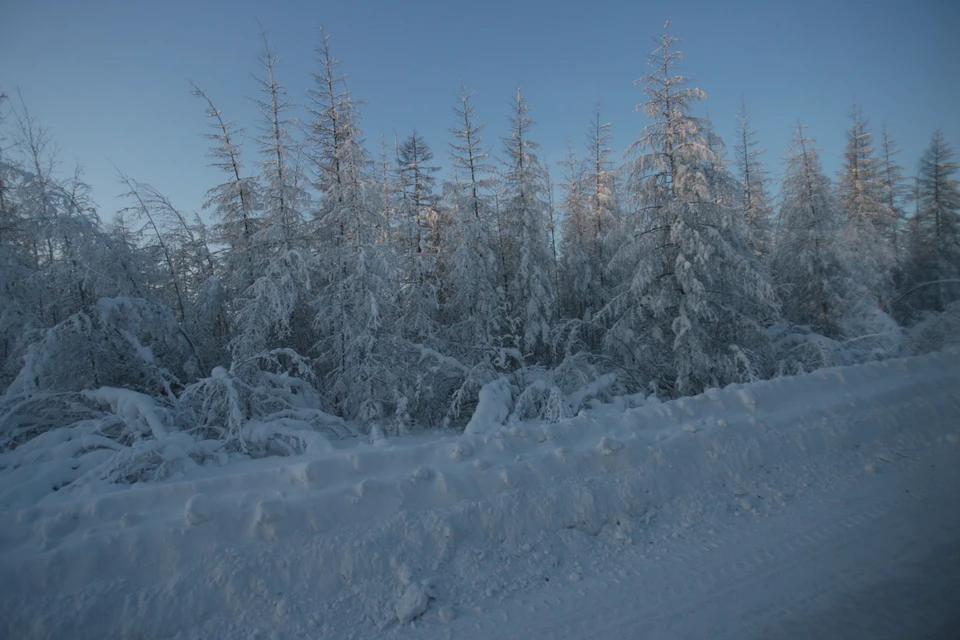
(2, 351, 960, 638)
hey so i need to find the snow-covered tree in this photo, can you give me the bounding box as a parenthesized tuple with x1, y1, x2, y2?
(11, 101, 99, 325)
(0, 92, 14, 240)
(0, 97, 199, 396)
(560, 105, 621, 322)
(0, 100, 49, 385)
(443, 85, 501, 349)
(584, 106, 622, 301)
(394, 130, 442, 343)
(772, 124, 850, 335)
(395, 86, 511, 427)
(733, 101, 774, 259)
(498, 88, 556, 362)
(230, 31, 312, 362)
(190, 82, 261, 293)
(543, 152, 561, 319)
(7, 297, 196, 397)
(607, 25, 776, 396)
(376, 134, 397, 244)
(878, 124, 908, 278)
(837, 105, 894, 305)
(252, 31, 305, 244)
(557, 143, 592, 320)
(116, 175, 216, 372)
(305, 27, 396, 428)
(905, 128, 960, 312)
(9, 107, 160, 365)
(115, 179, 186, 311)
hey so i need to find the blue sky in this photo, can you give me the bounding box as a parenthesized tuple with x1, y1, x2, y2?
(2, 0, 957, 219)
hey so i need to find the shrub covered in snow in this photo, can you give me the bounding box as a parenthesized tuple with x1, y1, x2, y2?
(0, 348, 352, 494)
(6, 297, 196, 398)
(905, 302, 960, 355)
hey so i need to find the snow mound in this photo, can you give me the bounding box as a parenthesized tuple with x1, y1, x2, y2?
(184, 493, 216, 525)
(396, 583, 432, 624)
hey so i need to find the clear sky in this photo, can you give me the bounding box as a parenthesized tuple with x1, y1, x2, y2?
(2, 0, 958, 219)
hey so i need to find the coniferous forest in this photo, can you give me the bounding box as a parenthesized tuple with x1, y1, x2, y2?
(2, 26, 959, 485)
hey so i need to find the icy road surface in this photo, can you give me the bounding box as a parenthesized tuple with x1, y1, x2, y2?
(1, 351, 959, 638)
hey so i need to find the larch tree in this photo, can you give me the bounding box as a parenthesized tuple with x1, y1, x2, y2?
(415, 86, 512, 427)
(0, 102, 85, 384)
(190, 82, 261, 295)
(878, 124, 908, 280)
(306, 27, 396, 428)
(906, 128, 960, 312)
(0, 92, 14, 239)
(0, 92, 30, 381)
(583, 105, 621, 316)
(1, 99, 196, 397)
(543, 152, 562, 320)
(230, 30, 312, 362)
(607, 25, 776, 396)
(252, 31, 305, 245)
(837, 105, 894, 306)
(733, 101, 774, 260)
(772, 124, 850, 335)
(498, 88, 556, 363)
(10, 100, 91, 326)
(395, 130, 442, 343)
(444, 85, 501, 351)
(116, 174, 213, 374)
(557, 143, 591, 320)
(558, 107, 621, 326)
(376, 134, 397, 245)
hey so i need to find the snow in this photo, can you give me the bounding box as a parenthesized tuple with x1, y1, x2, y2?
(85, 387, 171, 439)
(464, 377, 512, 435)
(395, 583, 432, 625)
(1, 350, 960, 638)
(184, 493, 217, 526)
(596, 435, 624, 455)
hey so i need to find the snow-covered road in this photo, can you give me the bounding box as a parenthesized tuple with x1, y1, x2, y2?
(423, 446, 960, 639)
(2, 351, 959, 639)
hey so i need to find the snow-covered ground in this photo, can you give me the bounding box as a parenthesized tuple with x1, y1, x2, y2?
(2, 351, 960, 639)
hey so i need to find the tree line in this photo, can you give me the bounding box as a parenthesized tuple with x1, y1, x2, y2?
(1, 25, 958, 456)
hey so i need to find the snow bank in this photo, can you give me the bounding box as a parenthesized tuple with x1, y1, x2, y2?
(1, 351, 958, 638)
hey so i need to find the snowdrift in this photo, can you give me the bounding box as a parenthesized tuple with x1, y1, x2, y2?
(1, 350, 958, 638)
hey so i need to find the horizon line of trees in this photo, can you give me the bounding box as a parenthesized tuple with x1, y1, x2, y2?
(2, 24, 959, 450)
